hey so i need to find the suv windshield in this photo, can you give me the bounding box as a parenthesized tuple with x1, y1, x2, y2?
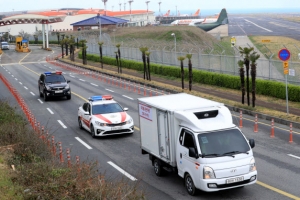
(1, 42, 8, 45)
(92, 103, 123, 114)
(45, 74, 66, 83)
(198, 129, 250, 157)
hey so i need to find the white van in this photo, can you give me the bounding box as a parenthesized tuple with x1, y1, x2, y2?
(139, 93, 257, 195)
(1, 41, 9, 50)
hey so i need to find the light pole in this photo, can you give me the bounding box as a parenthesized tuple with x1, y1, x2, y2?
(102, 0, 108, 16)
(119, 2, 122, 11)
(128, 0, 134, 22)
(171, 33, 176, 64)
(97, 13, 102, 42)
(146, 1, 150, 24)
(158, 1, 161, 15)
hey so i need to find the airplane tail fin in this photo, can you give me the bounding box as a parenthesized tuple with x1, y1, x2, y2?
(193, 9, 200, 16)
(216, 8, 228, 24)
(163, 10, 170, 16)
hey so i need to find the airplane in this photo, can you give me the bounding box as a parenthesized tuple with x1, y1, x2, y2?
(178, 9, 200, 17)
(170, 9, 202, 25)
(194, 8, 228, 31)
(163, 10, 170, 17)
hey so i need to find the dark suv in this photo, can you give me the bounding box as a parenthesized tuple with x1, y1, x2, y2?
(38, 71, 71, 101)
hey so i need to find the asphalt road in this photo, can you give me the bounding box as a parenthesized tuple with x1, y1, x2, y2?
(1, 46, 300, 200)
(228, 14, 300, 41)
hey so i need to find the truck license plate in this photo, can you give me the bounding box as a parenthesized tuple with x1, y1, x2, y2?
(111, 126, 121, 130)
(55, 90, 63, 93)
(226, 176, 244, 184)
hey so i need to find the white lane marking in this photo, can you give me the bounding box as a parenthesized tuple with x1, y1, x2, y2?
(37, 99, 43, 104)
(8, 72, 10, 74)
(75, 137, 92, 149)
(79, 79, 86, 82)
(57, 120, 67, 129)
(19, 82, 22, 85)
(70, 75, 75, 78)
(91, 83, 98, 87)
(30, 92, 35, 96)
(49, 67, 52, 69)
(244, 19, 273, 32)
(288, 154, 300, 160)
(24, 86, 28, 90)
(105, 89, 114, 92)
(47, 108, 54, 114)
(15, 78, 18, 81)
(122, 95, 134, 100)
(107, 161, 137, 181)
(11, 75, 14, 77)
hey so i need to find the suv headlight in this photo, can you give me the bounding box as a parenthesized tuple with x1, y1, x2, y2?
(45, 85, 51, 90)
(65, 84, 70, 89)
(95, 121, 106, 126)
(249, 158, 256, 172)
(126, 118, 133, 124)
(203, 166, 216, 179)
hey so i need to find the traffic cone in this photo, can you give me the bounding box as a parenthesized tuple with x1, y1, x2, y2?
(270, 119, 275, 138)
(254, 114, 258, 132)
(239, 110, 243, 128)
(289, 123, 293, 143)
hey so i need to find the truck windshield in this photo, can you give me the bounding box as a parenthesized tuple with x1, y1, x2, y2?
(198, 129, 250, 157)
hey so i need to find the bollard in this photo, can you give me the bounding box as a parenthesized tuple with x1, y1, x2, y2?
(134, 83, 136, 93)
(59, 142, 64, 163)
(239, 110, 243, 128)
(124, 80, 126, 89)
(156, 88, 158, 96)
(76, 156, 80, 173)
(128, 81, 131, 91)
(289, 123, 293, 143)
(254, 114, 258, 133)
(67, 148, 71, 168)
(37, 122, 40, 135)
(52, 136, 56, 156)
(144, 85, 146, 96)
(149, 88, 152, 96)
(270, 119, 275, 138)
(138, 84, 141, 95)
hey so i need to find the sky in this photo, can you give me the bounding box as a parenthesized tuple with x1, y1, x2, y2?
(1, 0, 299, 14)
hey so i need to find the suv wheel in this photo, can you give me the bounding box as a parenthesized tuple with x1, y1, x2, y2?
(90, 124, 96, 138)
(39, 86, 43, 97)
(78, 117, 83, 129)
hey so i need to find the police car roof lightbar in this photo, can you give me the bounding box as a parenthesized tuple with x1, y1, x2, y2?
(88, 95, 113, 101)
(44, 72, 52, 75)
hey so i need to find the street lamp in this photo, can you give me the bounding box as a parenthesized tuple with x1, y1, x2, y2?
(158, 1, 161, 15)
(146, 1, 150, 24)
(102, 0, 108, 16)
(171, 33, 176, 64)
(97, 13, 102, 42)
(128, 0, 134, 22)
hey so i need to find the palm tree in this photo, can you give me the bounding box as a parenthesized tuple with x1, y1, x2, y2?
(98, 42, 104, 69)
(60, 39, 65, 58)
(238, 60, 245, 104)
(79, 40, 87, 65)
(65, 35, 69, 56)
(239, 46, 254, 106)
(145, 51, 151, 81)
(69, 36, 75, 62)
(186, 54, 193, 91)
(139, 47, 148, 80)
(116, 44, 122, 74)
(177, 56, 186, 90)
(115, 51, 119, 73)
(56, 32, 60, 45)
(250, 51, 260, 107)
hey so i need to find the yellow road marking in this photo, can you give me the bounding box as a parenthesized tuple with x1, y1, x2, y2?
(257, 181, 300, 200)
(19, 51, 32, 63)
(232, 114, 300, 135)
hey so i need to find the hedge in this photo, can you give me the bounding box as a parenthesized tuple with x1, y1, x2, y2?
(78, 52, 300, 102)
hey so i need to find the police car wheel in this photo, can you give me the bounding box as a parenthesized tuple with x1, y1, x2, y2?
(78, 117, 83, 129)
(90, 124, 96, 138)
(185, 174, 197, 196)
(39, 87, 43, 97)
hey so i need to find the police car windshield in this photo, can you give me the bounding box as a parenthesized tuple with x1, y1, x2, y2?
(45, 74, 66, 83)
(92, 103, 123, 114)
(198, 129, 250, 157)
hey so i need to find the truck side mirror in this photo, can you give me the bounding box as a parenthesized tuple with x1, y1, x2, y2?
(188, 147, 199, 158)
(249, 139, 255, 149)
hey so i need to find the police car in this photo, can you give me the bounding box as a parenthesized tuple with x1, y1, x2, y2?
(78, 95, 134, 137)
(38, 71, 71, 101)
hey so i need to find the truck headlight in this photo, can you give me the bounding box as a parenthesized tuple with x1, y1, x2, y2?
(203, 166, 215, 179)
(249, 158, 256, 172)
(95, 121, 106, 126)
(126, 118, 133, 124)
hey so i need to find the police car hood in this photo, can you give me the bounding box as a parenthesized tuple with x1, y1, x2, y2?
(94, 112, 128, 123)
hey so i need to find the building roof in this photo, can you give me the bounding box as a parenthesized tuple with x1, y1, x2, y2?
(70, 15, 128, 26)
(0, 14, 66, 26)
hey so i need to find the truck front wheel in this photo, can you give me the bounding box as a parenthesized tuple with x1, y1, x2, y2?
(185, 173, 197, 196)
(153, 159, 164, 176)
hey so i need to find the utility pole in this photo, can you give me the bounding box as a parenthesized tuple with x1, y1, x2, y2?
(102, 0, 108, 16)
(119, 2, 122, 11)
(146, 1, 150, 23)
(158, 1, 161, 15)
(128, 0, 134, 22)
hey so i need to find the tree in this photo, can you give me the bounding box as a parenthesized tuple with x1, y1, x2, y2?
(98, 42, 104, 69)
(56, 32, 60, 45)
(33, 35, 38, 44)
(69, 36, 75, 62)
(79, 40, 87, 65)
(139, 47, 148, 80)
(186, 54, 193, 91)
(177, 56, 186, 90)
(238, 60, 245, 104)
(239, 46, 254, 106)
(65, 35, 69, 56)
(60, 40, 64, 58)
(249, 51, 260, 107)
(115, 51, 119, 73)
(145, 51, 151, 81)
(116, 44, 122, 74)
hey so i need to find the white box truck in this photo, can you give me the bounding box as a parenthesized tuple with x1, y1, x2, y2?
(138, 93, 257, 195)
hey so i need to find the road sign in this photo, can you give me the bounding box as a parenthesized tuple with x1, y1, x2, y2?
(283, 61, 289, 69)
(278, 49, 291, 61)
(289, 69, 295, 76)
(231, 37, 236, 47)
(284, 69, 289, 74)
